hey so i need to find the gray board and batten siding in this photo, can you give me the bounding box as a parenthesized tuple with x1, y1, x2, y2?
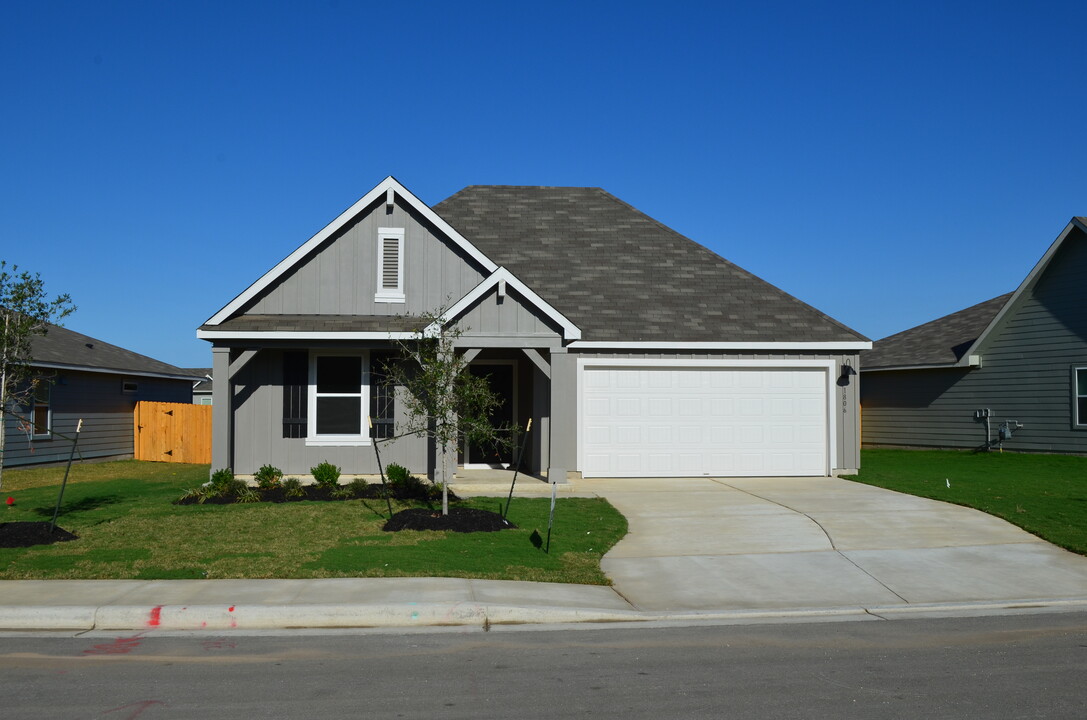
(861, 223, 1087, 453)
(244, 195, 488, 318)
(2, 372, 191, 467)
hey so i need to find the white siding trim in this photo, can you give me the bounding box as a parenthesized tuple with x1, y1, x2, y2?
(575, 357, 838, 476)
(569, 340, 871, 351)
(203, 176, 498, 326)
(428, 267, 583, 341)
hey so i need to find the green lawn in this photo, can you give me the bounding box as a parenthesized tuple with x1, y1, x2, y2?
(0, 461, 627, 583)
(844, 449, 1087, 555)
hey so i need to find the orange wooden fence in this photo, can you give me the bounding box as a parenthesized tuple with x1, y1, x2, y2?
(134, 401, 212, 464)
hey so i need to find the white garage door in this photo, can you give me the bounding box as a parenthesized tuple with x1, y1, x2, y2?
(581, 366, 828, 477)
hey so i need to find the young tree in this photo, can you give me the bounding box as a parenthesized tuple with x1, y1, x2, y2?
(0, 261, 75, 489)
(384, 312, 504, 515)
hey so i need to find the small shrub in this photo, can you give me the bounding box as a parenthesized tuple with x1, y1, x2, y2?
(254, 464, 283, 490)
(209, 468, 235, 491)
(385, 463, 411, 484)
(311, 461, 341, 489)
(347, 477, 369, 497)
(282, 477, 305, 499)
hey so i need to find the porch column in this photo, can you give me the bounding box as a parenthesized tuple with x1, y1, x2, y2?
(211, 346, 232, 473)
(548, 348, 577, 483)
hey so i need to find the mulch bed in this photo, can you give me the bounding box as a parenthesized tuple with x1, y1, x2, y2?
(0, 521, 79, 549)
(383, 507, 517, 533)
(174, 483, 458, 505)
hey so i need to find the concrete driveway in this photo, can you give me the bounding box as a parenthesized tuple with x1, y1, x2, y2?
(576, 477, 1087, 613)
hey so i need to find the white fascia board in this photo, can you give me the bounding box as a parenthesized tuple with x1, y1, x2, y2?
(204, 176, 498, 326)
(427, 267, 583, 341)
(567, 340, 871, 351)
(196, 330, 420, 341)
(30, 362, 203, 382)
(953, 218, 1081, 367)
(860, 364, 959, 373)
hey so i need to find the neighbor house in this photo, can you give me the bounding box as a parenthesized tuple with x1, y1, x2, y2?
(2, 324, 201, 467)
(198, 177, 870, 480)
(188, 368, 213, 405)
(861, 217, 1087, 453)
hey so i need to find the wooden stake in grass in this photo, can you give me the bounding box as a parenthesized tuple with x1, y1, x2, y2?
(368, 416, 394, 517)
(503, 418, 532, 519)
(50, 418, 82, 533)
(545, 480, 557, 554)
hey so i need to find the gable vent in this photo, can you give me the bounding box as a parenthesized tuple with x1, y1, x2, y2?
(381, 237, 399, 290)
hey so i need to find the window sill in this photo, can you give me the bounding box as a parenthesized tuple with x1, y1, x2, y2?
(305, 438, 373, 447)
(374, 293, 405, 304)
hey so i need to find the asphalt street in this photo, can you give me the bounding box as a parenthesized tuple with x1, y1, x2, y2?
(3, 611, 1085, 719)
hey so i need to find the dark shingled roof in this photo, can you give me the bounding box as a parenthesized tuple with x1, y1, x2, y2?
(31, 324, 198, 379)
(863, 293, 1014, 370)
(199, 314, 429, 334)
(186, 368, 213, 393)
(434, 186, 867, 343)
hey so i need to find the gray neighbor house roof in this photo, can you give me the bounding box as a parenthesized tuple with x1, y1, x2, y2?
(862, 293, 1014, 370)
(30, 323, 199, 380)
(435, 186, 868, 343)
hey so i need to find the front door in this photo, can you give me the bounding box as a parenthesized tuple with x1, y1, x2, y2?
(466, 363, 515, 467)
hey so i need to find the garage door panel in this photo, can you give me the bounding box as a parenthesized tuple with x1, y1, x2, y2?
(582, 367, 827, 477)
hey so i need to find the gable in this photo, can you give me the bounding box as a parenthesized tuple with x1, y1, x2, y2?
(238, 194, 489, 318)
(204, 177, 498, 327)
(974, 223, 1087, 357)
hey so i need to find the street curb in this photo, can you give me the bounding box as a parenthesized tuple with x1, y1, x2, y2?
(3, 597, 1087, 632)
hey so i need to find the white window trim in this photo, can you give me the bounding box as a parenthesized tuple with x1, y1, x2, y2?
(374, 227, 405, 303)
(306, 350, 372, 447)
(1074, 366, 1087, 429)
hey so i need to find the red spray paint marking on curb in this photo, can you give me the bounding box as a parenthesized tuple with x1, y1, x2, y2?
(148, 606, 163, 627)
(228, 605, 235, 612)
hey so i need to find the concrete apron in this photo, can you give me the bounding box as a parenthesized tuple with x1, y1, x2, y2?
(581, 477, 1087, 613)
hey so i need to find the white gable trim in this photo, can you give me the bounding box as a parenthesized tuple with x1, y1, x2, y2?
(427, 267, 583, 341)
(568, 340, 871, 351)
(204, 176, 499, 326)
(954, 218, 1085, 366)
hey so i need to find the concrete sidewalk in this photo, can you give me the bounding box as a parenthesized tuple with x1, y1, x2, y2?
(2, 475, 1086, 632)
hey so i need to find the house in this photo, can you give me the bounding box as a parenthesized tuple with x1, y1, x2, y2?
(2, 324, 201, 467)
(861, 217, 1087, 453)
(188, 368, 213, 404)
(198, 177, 870, 480)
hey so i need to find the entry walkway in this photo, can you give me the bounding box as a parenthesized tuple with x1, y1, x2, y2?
(582, 476, 1087, 612)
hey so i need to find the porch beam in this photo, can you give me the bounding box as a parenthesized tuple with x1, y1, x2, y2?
(521, 347, 551, 379)
(228, 348, 260, 380)
(460, 348, 482, 365)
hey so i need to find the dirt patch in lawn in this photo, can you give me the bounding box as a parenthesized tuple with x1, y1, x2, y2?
(0, 521, 79, 548)
(383, 507, 517, 533)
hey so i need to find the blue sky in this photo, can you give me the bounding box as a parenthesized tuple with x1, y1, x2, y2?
(3, 1, 1086, 368)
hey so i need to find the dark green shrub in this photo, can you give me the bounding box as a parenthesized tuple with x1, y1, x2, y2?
(282, 477, 305, 498)
(385, 463, 411, 484)
(347, 477, 369, 497)
(254, 464, 283, 490)
(310, 461, 341, 489)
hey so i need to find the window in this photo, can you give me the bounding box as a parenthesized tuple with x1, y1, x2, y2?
(1076, 367, 1087, 428)
(122, 380, 139, 393)
(369, 352, 396, 440)
(30, 382, 51, 438)
(374, 227, 405, 303)
(307, 353, 370, 446)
